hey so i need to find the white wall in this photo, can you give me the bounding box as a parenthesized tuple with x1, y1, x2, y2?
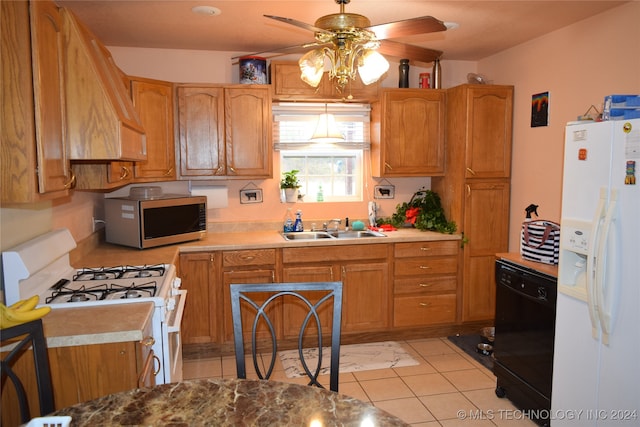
(478, 1, 640, 251)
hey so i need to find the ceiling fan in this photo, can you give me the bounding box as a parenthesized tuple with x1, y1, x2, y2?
(248, 0, 448, 91)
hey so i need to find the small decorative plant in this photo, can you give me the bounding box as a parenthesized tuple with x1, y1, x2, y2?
(280, 170, 301, 189)
(378, 188, 457, 234)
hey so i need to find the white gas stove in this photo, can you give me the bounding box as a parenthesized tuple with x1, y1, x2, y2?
(2, 228, 185, 384)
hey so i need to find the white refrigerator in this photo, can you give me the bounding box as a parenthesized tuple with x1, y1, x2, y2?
(552, 119, 640, 426)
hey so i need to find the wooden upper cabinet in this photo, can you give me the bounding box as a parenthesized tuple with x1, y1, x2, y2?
(1, 0, 73, 203)
(224, 86, 272, 178)
(270, 60, 379, 102)
(130, 78, 175, 181)
(456, 85, 513, 178)
(371, 89, 446, 177)
(177, 85, 272, 179)
(177, 86, 225, 178)
(61, 7, 146, 161)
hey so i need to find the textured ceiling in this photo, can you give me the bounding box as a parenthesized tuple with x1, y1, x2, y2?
(56, 0, 627, 61)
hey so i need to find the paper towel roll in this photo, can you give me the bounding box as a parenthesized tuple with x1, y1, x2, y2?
(190, 185, 228, 208)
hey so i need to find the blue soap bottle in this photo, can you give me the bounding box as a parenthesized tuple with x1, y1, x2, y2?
(294, 210, 304, 232)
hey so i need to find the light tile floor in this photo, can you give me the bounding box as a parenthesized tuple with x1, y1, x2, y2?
(183, 337, 538, 426)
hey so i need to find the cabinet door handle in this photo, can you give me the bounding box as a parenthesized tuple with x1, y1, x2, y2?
(466, 167, 476, 176)
(120, 166, 130, 180)
(242, 256, 255, 261)
(141, 336, 155, 347)
(152, 355, 161, 376)
(384, 162, 392, 170)
(163, 167, 174, 176)
(64, 169, 76, 189)
(419, 302, 430, 307)
(419, 265, 431, 270)
(466, 184, 471, 197)
(419, 283, 432, 287)
(420, 247, 431, 252)
(228, 166, 236, 174)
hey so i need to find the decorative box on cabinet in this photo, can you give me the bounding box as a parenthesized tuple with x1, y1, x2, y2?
(392, 241, 458, 327)
(270, 60, 379, 102)
(371, 89, 446, 177)
(176, 85, 272, 179)
(1, 0, 73, 203)
(431, 84, 514, 323)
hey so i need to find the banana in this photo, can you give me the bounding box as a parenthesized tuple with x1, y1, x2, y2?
(9, 295, 40, 312)
(0, 300, 51, 329)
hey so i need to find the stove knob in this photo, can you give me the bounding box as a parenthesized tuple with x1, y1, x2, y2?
(172, 277, 182, 289)
(166, 297, 176, 311)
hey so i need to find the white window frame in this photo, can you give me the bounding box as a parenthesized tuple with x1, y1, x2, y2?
(274, 103, 370, 203)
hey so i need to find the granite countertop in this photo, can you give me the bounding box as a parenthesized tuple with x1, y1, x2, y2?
(49, 228, 459, 347)
(52, 378, 410, 426)
(73, 228, 461, 267)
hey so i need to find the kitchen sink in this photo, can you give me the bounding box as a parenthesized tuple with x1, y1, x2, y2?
(331, 230, 387, 238)
(281, 231, 334, 240)
(281, 230, 386, 241)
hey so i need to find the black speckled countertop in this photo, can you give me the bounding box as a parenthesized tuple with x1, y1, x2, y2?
(52, 378, 410, 426)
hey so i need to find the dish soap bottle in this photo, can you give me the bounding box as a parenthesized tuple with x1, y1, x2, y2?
(294, 210, 304, 232)
(316, 185, 324, 202)
(283, 208, 295, 232)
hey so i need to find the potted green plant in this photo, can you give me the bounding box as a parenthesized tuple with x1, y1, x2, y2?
(280, 169, 301, 203)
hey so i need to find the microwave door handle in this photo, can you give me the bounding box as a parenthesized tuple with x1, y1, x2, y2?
(167, 289, 187, 333)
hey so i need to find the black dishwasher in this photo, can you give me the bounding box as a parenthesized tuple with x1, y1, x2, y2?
(493, 259, 557, 427)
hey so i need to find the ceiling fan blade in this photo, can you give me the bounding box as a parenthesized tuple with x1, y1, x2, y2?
(232, 42, 329, 60)
(264, 15, 333, 35)
(377, 40, 442, 65)
(368, 16, 447, 40)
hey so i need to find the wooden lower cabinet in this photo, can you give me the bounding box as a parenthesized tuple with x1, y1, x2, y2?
(392, 241, 459, 327)
(179, 252, 219, 344)
(282, 244, 391, 334)
(178, 240, 466, 349)
(1, 339, 152, 426)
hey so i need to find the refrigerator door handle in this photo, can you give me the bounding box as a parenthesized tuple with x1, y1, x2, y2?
(595, 189, 619, 346)
(586, 187, 607, 339)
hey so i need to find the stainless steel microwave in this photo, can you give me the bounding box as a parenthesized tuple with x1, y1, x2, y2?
(105, 195, 207, 249)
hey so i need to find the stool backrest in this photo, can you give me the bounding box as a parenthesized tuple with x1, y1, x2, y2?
(230, 282, 343, 392)
(1, 319, 55, 424)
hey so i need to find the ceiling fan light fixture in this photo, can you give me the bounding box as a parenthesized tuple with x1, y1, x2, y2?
(310, 105, 345, 143)
(299, 49, 325, 88)
(357, 50, 389, 85)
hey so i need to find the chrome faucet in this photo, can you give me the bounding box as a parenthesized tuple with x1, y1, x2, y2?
(323, 218, 342, 232)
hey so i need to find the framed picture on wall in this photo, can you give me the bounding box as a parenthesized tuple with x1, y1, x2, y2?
(531, 91, 549, 127)
(239, 188, 263, 204)
(374, 185, 395, 199)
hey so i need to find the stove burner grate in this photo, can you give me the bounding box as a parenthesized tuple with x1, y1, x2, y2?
(45, 283, 109, 304)
(73, 264, 166, 281)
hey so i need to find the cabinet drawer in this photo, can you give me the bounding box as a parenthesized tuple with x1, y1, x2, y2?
(223, 249, 276, 267)
(283, 244, 388, 263)
(394, 257, 458, 276)
(393, 294, 456, 327)
(395, 241, 458, 258)
(394, 276, 457, 295)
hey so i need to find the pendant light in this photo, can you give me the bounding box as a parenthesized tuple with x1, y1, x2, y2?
(310, 104, 345, 143)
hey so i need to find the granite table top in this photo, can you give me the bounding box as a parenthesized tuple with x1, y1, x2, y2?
(52, 378, 410, 426)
